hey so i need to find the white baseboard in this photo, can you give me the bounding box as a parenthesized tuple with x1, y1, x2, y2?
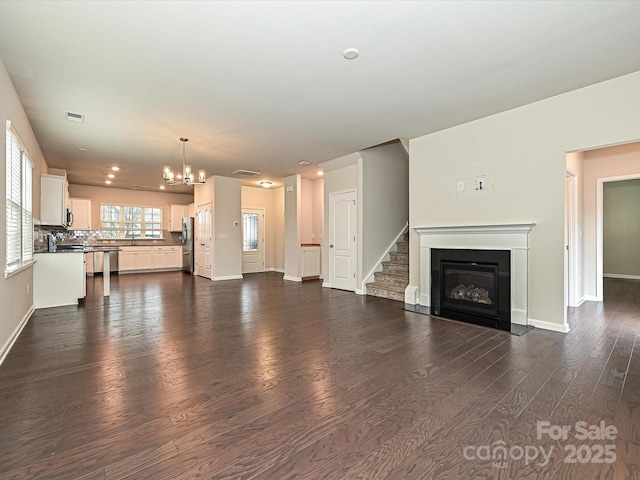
(528, 317, 570, 333)
(604, 273, 640, 280)
(355, 288, 364, 295)
(583, 295, 600, 302)
(283, 276, 302, 282)
(212, 275, 243, 281)
(567, 296, 586, 308)
(322, 282, 331, 288)
(265, 268, 285, 273)
(0, 304, 35, 366)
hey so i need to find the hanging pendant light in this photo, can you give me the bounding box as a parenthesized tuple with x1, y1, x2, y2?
(162, 137, 206, 186)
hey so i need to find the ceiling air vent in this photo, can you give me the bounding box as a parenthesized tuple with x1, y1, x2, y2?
(132, 185, 148, 190)
(232, 169, 261, 177)
(66, 111, 85, 123)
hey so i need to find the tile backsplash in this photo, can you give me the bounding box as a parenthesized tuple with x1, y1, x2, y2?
(34, 227, 182, 252)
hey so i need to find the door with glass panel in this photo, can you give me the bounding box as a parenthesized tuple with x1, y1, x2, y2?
(242, 208, 265, 273)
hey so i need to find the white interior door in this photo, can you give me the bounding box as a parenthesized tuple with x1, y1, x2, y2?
(195, 202, 213, 279)
(242, 208, 265, 273)
(329, 190, 357, 291)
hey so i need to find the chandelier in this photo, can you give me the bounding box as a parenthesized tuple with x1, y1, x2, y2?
(162, 137, 206, 186)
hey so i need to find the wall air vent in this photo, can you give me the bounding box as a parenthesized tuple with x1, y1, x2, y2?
(132, 185, 148, 190)
(232, 169, 261, 177)
(66, 111, 85, 123)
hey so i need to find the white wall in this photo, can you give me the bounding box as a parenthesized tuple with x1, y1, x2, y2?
(312, 178, 324, 245)
(194, 175, 242, 280)
(582, 143, 640, 295)
(300, 179, 313, 244)
(69, 184, 193, 231)
(321, 159, 359, 287)
(0, 58, 48, 363)
(409, 71, 640, 330)
(566, 151, 585, 304)
(360, 141, 409, 287)
(603, 179, 640, 277)
(214, 176, 242, 280)
(283, 174, 301, 280)
(242, 185, 285, 271)
(273, 187, 285, 271)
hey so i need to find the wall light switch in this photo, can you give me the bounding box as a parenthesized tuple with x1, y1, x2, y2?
(219, 233, 228, 239)
(457, 181, 464, 192)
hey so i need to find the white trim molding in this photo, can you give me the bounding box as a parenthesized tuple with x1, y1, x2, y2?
(212, 275, 244, 281)
(0, 305, 34, 366)
(415, 223, 535, 328)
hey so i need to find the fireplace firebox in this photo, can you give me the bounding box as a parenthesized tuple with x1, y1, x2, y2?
(431, 249, 511, 331)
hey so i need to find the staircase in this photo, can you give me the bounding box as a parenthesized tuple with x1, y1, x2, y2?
(366, 230, 409, 302)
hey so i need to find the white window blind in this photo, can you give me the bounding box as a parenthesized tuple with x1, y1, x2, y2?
(5, 121, 33, 274)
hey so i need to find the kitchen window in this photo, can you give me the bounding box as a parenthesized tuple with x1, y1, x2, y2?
(100, 204, 163, 239)
(5, 121, 33, 277)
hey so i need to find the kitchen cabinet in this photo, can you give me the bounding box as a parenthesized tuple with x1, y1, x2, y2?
(40, 174, 70, 227)
(169, 204, 188, 232)
(34, 252, 84, 308)
(120, 246, 181, 272)
(151, 246, 182, 269)
(119, 247, 153, 272)
(70, 198, 92, 230)
(301, 245, 321, 279)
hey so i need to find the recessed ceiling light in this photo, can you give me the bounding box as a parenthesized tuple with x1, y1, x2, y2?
(77, 147, 87, 152)
(111, 166, 120, 171)
(317, 170, 324, 176)
(105, 180, 112, 185)
(298, 161, 310, 166)
(343, 48, 359, 60)
(107, 173, 115, 179)
(260, 181, 272, 188)
(159, 185, 165, 190)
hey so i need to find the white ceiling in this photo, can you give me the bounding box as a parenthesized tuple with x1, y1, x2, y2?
(1, 1, 640, 193)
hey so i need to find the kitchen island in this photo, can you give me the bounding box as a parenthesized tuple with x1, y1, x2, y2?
(33, 252, 85, 308)
(33, 247, 121, 308)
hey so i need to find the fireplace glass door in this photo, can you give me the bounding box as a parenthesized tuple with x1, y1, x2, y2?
(440, 261, 499, 319)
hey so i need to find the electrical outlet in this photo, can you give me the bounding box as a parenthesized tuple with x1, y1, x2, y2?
(457, 181, 464, 192)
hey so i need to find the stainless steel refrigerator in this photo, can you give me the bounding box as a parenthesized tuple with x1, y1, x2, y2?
(182, 217, 195, 274)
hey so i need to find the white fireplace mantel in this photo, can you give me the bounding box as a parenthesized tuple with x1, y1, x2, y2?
(415, 223, 535, 326)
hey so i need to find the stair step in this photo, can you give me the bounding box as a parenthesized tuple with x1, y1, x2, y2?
(389, 251, 409, 264)
(395, 240, 409, 253)
(374, 270, 409, 286)
(382, 261, 409, 274)
(366, 282, 406, 302)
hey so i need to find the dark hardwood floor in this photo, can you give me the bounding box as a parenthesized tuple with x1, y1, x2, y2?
(1, 272, 639, 479)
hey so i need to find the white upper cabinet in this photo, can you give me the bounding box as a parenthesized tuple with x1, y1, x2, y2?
(40, 174, 70, 227)
(169, 204, 188, 232)
(69, 198, 92, 230)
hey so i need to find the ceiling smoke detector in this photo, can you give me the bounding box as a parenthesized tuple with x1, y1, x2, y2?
(66, 111, 85, 123)
(342, 48, 359, 60)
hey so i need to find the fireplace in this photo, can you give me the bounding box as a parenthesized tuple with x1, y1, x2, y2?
(431, 249, 511, 331)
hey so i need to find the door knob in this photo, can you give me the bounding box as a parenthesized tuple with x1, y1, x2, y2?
(329, 244, 334, 248)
